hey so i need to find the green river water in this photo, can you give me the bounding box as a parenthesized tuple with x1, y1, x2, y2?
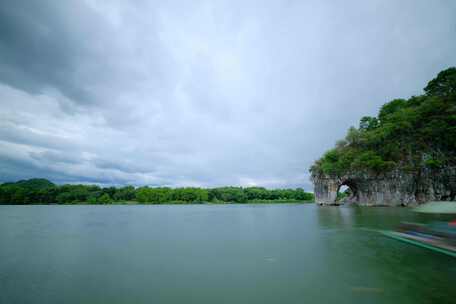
(0, 204, 455, 303)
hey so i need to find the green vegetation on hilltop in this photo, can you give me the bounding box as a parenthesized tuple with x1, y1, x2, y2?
(311, 67, 456, 176)
(0, 178, 313, 205)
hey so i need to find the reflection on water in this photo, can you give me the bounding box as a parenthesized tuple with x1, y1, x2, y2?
(0, 204, 455, 304)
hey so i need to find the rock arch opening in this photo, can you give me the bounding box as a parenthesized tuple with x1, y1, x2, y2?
(336, 180, 359, 204)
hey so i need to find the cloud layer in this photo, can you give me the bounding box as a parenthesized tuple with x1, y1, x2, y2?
(1, 0, 455, 188)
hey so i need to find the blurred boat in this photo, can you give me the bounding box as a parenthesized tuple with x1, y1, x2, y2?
(381, 229, 456, 257)
(381, 201, 456, 257)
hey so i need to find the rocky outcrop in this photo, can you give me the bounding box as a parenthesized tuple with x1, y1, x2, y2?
(311, 167, 456, 206)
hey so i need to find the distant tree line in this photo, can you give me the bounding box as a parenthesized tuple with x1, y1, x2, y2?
(0, 179, 314, 205)
(311, 67, 456, 176)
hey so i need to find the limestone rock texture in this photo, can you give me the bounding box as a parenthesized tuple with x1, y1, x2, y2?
(311, 167, 456, 206)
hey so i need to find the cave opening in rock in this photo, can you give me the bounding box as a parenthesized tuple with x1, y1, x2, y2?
(336, 180, 358, 203)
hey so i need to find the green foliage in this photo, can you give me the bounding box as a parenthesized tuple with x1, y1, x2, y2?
(351, 151, 394, 172)
(209, 187, 247, 203)
(359, 116, 379, 131)
(0, 179, 314, 205)
(113, 186, 135, 201)
(97, 193, 112, 204)
(345, 127, 362, 146)
(88, 195, 98, 204)
(424, 67, 456, 97)
(424, 158, 443, 169)
(12, 178, 55, 190)
(336, 190, 349, 202)
(311, 67, 456, 177)
(378, 99, 407, 122)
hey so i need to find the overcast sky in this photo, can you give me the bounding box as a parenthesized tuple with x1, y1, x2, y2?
(0, 0, 455, 189)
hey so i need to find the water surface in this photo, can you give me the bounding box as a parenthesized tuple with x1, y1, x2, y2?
(0, 204, 455, 303)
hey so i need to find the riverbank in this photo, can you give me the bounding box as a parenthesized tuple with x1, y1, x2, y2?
(0, 178, 314, 205)
(21, 199, 314, 205)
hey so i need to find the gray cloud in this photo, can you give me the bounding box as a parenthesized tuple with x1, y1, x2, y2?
(0, 1, 96, 103)
(0, 0, 455, 189)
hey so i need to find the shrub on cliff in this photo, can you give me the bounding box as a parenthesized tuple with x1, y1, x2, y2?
(311, 67, 456, 177)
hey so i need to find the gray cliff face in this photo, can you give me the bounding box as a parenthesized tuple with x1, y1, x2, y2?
(311, 167, 456, 206)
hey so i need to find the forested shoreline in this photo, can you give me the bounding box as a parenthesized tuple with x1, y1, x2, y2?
(0, 178, 314, 205)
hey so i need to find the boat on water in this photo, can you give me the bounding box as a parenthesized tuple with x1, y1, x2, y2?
(381, 228, 456, 258)
(382, 201, 456, 257)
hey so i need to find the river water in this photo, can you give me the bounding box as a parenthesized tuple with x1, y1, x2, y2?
(0, 204, 455, 304)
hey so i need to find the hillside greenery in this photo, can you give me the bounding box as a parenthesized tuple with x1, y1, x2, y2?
(0, 178, 314, 205)
(311, 67, 456, 176)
